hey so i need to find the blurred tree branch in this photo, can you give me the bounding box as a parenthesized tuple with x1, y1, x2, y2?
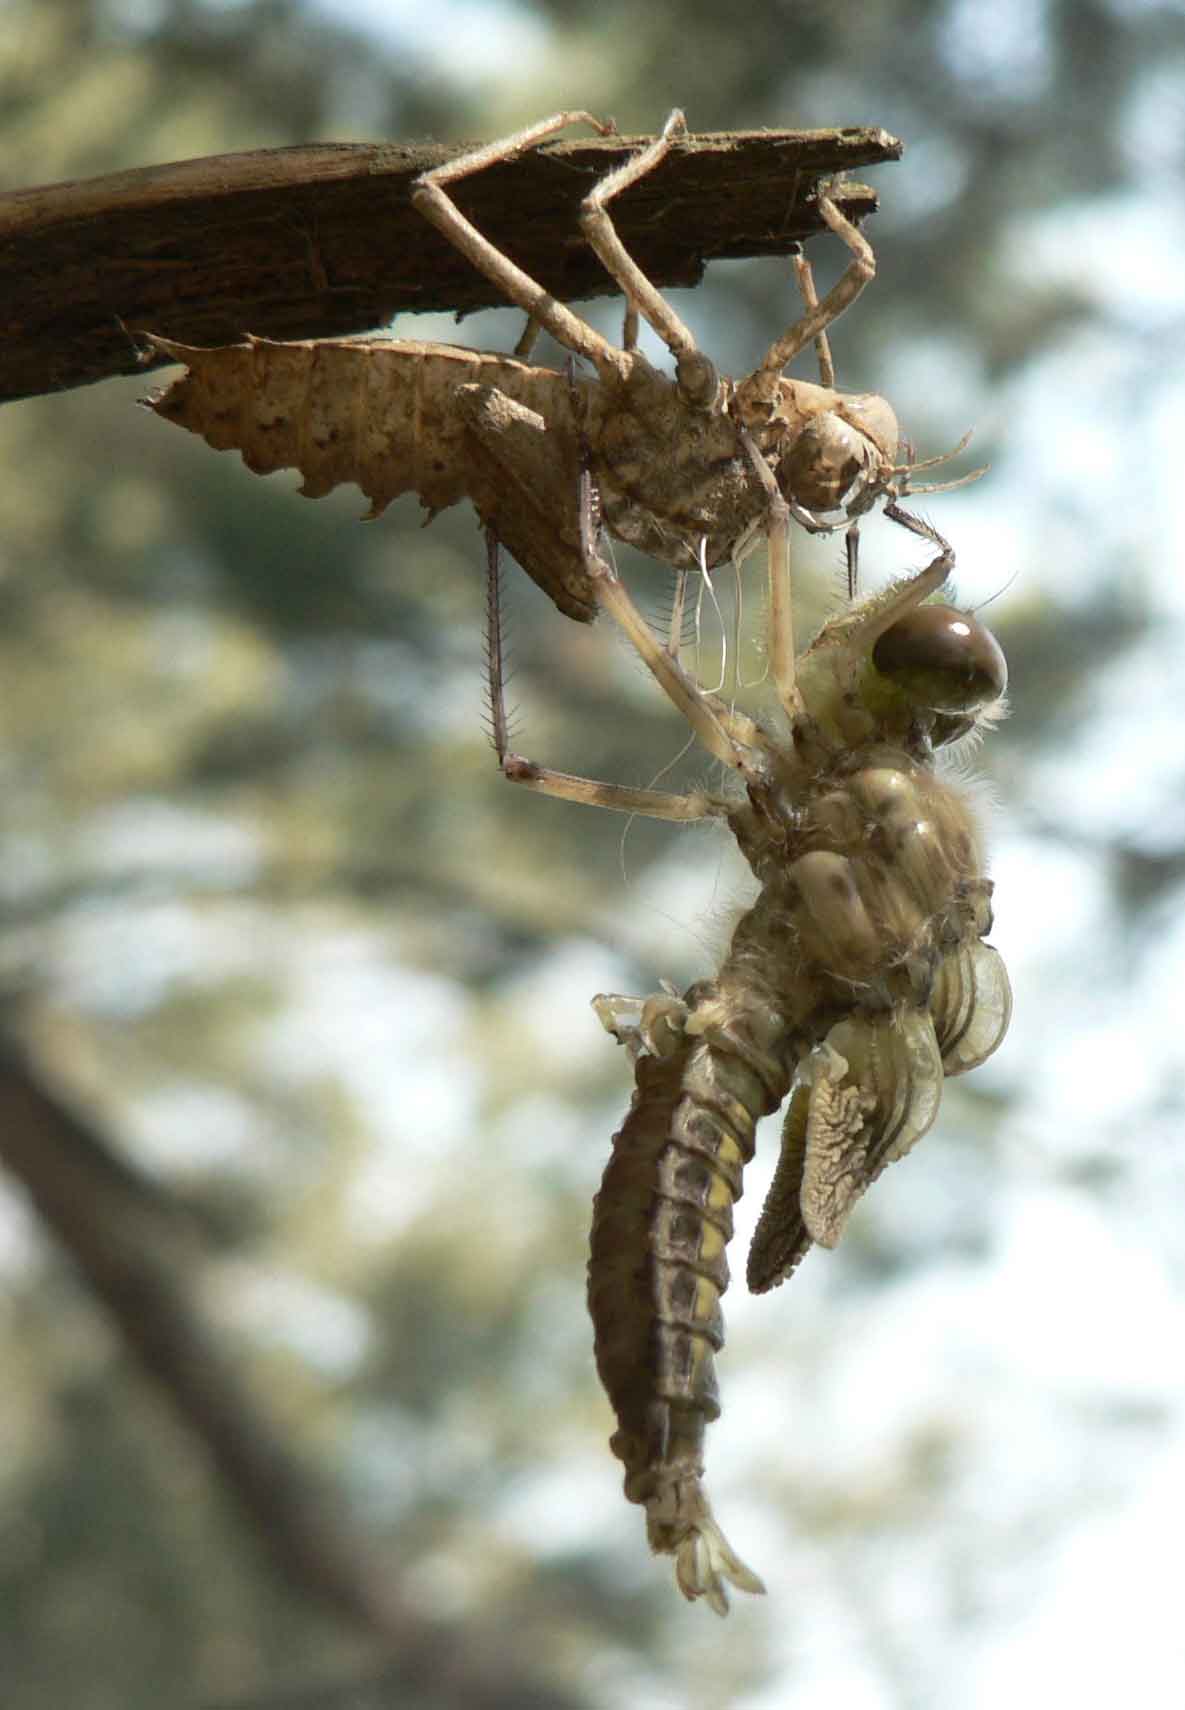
(0, 1031, 408, 1642)
(0, 124, 899, 402)
(0, 1028, 596, 1702)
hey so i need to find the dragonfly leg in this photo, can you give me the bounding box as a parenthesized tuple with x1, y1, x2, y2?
(578, 110, 718, 408)
(412, 112, 630, 385)
(791, 250, 835, 387)
(751, 189, 876, 381)
(845, 518, 861, 599)
(823, 505, 957, 658)
(577, 475, 769, 769)
(484, 532, 723, 822)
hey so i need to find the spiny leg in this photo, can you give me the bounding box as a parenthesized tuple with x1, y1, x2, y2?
(412, 112, 630, 385)
(484, 527, 517, 759)
(844, 432, 984, 586)
(752, 189, 876, 381)
(840, 504, 957, 651)
(665, 567, 690, 660)
(577, 473, 769, 769)
(578, 110, 718, 407)
(845, 520, 861, 600)
(882, 499, 954, 553)
(485, 531, 721, 822)
(843, 432, 983, 585)
(513, 293, 649, 366)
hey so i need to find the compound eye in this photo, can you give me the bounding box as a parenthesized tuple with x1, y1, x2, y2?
(872, 604, 1007, 713)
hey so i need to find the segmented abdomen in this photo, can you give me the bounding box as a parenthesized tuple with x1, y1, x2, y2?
(144, 334, 609, 619)
(588, 1019, 783, 1608)
(146, 335, 556, 515)
(590, 1043, 737, 1484)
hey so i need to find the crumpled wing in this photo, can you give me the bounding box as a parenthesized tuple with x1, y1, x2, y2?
(930, 939, 1012, 1074)
(746, 1077, 812, 1294)
(747, 1008, 944, 1292)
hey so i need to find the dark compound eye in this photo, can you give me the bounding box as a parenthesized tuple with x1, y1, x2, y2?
(872, 604, 1007, 714)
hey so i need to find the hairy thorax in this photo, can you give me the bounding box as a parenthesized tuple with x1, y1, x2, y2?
(727, 742, 988, 1017)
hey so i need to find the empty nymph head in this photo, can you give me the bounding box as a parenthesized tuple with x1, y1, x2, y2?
(780, 391, 900, 516)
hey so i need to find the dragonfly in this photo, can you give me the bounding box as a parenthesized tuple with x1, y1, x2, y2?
(145, 105, 1007, 1615)
(487, 459, 1011, 1614)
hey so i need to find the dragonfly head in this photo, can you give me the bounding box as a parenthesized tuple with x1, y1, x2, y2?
(868, 604, 1007, 746)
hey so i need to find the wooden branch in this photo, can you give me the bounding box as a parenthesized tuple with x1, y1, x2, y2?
(0, 124, 901, 404)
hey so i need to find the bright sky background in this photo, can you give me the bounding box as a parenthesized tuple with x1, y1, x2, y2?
(12, 4, 1185, 1702)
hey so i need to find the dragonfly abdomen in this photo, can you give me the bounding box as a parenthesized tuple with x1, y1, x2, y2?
(587, 1025, 777, 1610)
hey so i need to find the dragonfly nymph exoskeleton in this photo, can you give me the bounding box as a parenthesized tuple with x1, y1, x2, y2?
(145, 109, 980, 622)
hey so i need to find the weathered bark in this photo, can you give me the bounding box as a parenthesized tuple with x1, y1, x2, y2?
(0, 124, 900, 402)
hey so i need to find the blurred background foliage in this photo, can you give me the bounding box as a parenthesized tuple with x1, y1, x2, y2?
(2, 2, 1185, 1706)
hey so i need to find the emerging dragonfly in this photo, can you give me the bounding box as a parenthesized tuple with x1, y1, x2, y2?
(488, 460, 1011, 1612)
(145, 104, 1007, 1615)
